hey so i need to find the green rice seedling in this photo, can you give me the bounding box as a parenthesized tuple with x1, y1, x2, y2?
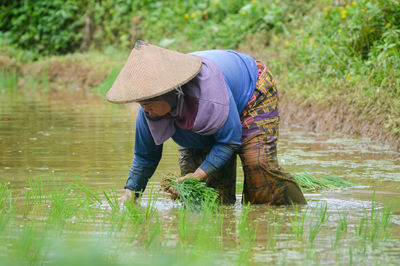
(24, 178, 46, 218)
(334, 211, 348, 247)
(236, 203, 256, 265)
(0, 182, 14, 214)
(106, 209, 126, 237)
(175, 178, 219, 211)
(161, 174, 219, 211)
(102, 189, 125, 236)
(27, 178, 45, 205)
(289, 204, 308, 239)
(145, 185, 159, 222)
(338, 212, 348, 233)
(48, 185, 74, 219)
(319, 202, 329, 223)
(194, 215, 214, 252)
(266, 215, 280, 250)
(120, 186, 161, 245)
(294, 172, 328, 191)
(349, 194, 394, 251)
(123, 198, 145, 227)
(23, 190, 34, 218)
(0, 183, 15, 235)
(321, 176, 353, 188)
(355, 211, 367, 238)
(46, 184, 87, 231)
(143, 213, 162, 250)
(353, 209, 370, 254)
(308, 203, 328, 244)
(103, 188, 120, 212)
(368, 206, 394, 246)
(308, 216, 319, 244)
(216, 208, 225, 239)
(9, 224, 46, 265)
(0, 211, 12, 236)
(73, 177, 102, 205)
(238, 203, 256, 243)
(177, 206, 190, 245)
(293, 172, 353, 191)
(193, 206, 225, 253)
(379, 207, 393, 239)
(120, 204, 145, 244)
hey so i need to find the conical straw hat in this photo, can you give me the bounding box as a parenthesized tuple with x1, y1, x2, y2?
(106, 41, 202, 103)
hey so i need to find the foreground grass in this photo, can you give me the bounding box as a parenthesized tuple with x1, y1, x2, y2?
(0, 178, 399, 265)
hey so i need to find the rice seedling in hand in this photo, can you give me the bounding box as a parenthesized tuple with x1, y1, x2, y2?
(161, 174, 219, 211)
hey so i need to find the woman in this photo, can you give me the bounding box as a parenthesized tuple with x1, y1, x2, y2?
(107, 40, 306, 205)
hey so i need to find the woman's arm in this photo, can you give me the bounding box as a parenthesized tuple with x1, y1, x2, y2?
(121, 108, 162, 201)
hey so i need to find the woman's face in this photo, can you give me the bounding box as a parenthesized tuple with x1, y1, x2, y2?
(139, 100, 171, 117)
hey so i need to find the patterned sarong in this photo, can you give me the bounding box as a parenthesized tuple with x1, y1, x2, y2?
(241, 62, 280, 148)
(239, 62, 306, 205)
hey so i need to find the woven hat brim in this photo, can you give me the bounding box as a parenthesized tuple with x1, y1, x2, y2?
(106, 41, 202, 103)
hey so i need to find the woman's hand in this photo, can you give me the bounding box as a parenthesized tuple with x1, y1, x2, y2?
(118, 189, 136, 203)
(176, 168, 207, 183)
(167, 186, 180, 200)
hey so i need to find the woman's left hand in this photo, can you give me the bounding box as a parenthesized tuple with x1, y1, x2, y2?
(176, 173, 195, 183)
(176, 168, 207, 183)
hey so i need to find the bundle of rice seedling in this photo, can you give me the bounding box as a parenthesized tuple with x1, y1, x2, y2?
(320, 175, 353, 188)
(160, 174, 219, 211)
(293, 172, 353, 192)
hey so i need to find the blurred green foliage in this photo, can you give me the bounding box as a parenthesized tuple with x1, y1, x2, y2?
(1, 0, 399, 134)
(0, 0, 85, 55)
(0, 0, 315, 55)
(278, 0, 400, 95)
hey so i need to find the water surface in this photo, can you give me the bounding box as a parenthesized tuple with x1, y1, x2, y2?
(1, 95, 399, 264)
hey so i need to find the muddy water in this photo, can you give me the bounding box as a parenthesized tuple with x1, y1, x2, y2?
(1, 96, 398, 197)
(1, 95, 399, 262)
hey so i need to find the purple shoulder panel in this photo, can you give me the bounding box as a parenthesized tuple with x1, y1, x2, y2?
(175, 95, 199, 130)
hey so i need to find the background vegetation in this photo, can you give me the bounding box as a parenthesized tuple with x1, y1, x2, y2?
(1, 0, 399, 144)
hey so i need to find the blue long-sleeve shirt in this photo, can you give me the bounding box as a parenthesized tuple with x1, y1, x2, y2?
(125, 50, 258, 195)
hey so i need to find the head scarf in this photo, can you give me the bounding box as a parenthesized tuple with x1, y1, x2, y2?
(144, 57, 230, 145)
(144, 88, 184, 145)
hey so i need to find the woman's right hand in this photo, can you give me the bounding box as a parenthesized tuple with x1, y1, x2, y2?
(167, 186, 180, 200)
(119, 189, 134, 203)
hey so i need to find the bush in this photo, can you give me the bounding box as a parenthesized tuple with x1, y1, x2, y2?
(280, 0, 400, 95)
(0, 0, 314, 55)
(0, 0, 85, 56)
